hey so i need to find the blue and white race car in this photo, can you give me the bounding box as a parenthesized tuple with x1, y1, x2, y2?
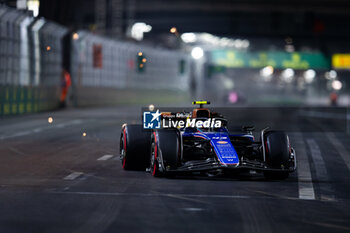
(120, 101, 296, 180)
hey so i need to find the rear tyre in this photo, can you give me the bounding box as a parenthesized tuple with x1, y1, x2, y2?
(150, 129, 181, 177)
(263, 131, 290, 180)
(120, 124, 151, 170)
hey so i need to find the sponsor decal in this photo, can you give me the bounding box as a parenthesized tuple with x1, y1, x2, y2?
(217, 141, 228, 144)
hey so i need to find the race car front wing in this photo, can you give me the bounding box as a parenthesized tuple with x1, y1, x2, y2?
(163, 148, 297, 173)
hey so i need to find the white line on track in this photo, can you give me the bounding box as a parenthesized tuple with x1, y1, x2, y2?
(50, 191, 257, 199)
(49, 191, 327, 201)
(326, 132, 350, 171)
(64, 172, 84, 180)
(97, 154, 114, 161)
(291, 133, 316, 200)
(306, 139, 335, 201)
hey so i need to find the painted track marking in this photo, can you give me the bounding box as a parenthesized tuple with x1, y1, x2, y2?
(51, 191, 251, 199)
(64, 172, 83, 180)
(49, 191, 331, 201)
(97, 155, 114, 161)
(291, 133, 315, 200)
(306, 139, 335, 201)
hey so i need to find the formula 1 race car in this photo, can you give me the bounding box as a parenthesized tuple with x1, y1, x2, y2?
(120, 101, 296, 180)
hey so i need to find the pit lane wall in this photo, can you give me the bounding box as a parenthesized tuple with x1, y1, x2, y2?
(0, 5, 191, 116)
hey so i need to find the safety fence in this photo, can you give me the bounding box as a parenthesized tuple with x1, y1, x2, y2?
(70, 31, 191, 106)
(72, 31, 190, 91)
(0, 5, 192, 115)
(0, 5, 67, 115)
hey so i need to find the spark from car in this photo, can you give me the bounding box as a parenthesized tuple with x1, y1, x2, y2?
(48, 117, 53, 124)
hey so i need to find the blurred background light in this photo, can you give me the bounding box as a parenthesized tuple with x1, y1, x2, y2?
(72, 33, 79, 40)
(223, 78, 234, 89)
(181, 33, 197, 43)
(228, 91, 238, 103)
(241, 40, 250, 48)
(260, 66, 274, 77)
(27, 0, 40, 17)
(304, 69, 316, 83)
(191, 47, 204, 59)
(285, 45, 295, 52)
(332, 80, 343, 90)
(325, 70, 337, 80)
(182, 33, 249, 49)
(281, 68, 295, 83)
(329, 70, 337, 79)
(131, 22, 152, 41)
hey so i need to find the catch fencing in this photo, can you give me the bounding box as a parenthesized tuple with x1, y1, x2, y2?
(70, 31, 191, 106)
(0, 5, 67, 115)
(0, 5, 191, 115)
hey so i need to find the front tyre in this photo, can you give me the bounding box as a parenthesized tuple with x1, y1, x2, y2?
(120, 124, 151, 170)
(150, 129, 181, 177)
(263, 131, 290, 180)
(150, 132, 162, 177)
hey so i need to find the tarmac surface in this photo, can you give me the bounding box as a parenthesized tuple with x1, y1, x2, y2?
(0, 106, 349, 233)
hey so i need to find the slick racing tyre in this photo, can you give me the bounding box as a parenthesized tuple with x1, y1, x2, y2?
(150, 129, 181, 177)
(120, 124, 151, 170)
(263, 131, 290, 180)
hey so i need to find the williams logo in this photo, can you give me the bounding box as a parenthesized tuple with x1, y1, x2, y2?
(143, 110, 161, 129)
